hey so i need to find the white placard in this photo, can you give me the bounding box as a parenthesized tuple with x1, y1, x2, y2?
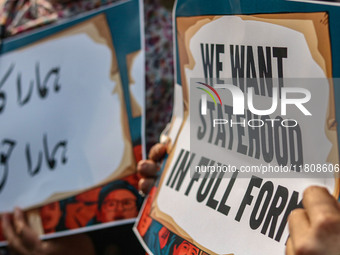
(0, 33, 125, 212)
(155, 15, 336, 255)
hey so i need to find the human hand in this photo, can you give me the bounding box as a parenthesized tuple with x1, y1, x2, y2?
(137, 143, 167, 195)
(1, 208, 45, 255)
(1, 208, 95, 255)
(286, 186, 340, 255)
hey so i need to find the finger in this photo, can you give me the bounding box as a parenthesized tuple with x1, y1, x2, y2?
(138, 178, 156, 195)
(285, 238, 294, 255)
(288, 209, 310, 249)
(149, 143, 167, 162)
(1, 214, 30, 255)
(288, 208, 310, 237)
(137, 160, 159, 177)
(303, 186, 340, 220)
(13, 208, 25, 236)
(13, 208, 40, 250)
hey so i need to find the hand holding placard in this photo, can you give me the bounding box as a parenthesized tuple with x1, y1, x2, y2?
(286, 186, 340, 255)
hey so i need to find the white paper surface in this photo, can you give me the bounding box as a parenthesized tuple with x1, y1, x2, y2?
(130, 51, 144, 111)
(0, 33, 125, 212)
